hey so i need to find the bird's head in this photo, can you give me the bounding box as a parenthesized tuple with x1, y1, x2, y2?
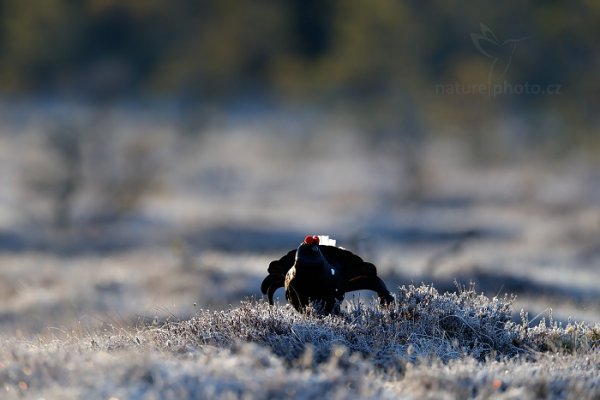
(295, 235, 325, 266)
(303, 235, 320, 246)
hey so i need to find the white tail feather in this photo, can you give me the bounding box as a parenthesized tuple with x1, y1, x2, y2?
(317, 235, 336, 247)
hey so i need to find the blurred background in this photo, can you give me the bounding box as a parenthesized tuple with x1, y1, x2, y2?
(0, 0, 599, 336)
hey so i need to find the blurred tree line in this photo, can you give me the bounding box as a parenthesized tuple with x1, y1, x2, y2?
(0, 0, 597, 239)
(0, 0, 598, 147)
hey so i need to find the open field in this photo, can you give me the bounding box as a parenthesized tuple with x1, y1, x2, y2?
(1, 290, 599, 399)
(0, 105, 599, 398)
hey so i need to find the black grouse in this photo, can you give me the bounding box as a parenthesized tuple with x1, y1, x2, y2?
(261, 235, 394, 314)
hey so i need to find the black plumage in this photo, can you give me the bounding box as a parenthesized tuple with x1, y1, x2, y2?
(261, 236, 394, 314)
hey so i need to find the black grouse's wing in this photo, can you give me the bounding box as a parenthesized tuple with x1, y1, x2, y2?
(320, 245, 394, 305)
(319, 245, 375, 280)
(261, 249, 296, 304)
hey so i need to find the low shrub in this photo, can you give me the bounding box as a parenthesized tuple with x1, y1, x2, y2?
(152, 283, 599, 371)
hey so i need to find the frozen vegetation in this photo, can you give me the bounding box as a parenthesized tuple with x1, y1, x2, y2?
(1, 285, 599, 399)
(0, 105, 599, 398)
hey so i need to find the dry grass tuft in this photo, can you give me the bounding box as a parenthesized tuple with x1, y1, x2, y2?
(1, 284, 598, 399)
(154, 283, 598, 370)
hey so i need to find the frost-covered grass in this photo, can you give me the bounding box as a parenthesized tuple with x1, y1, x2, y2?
(158, 284, 599, 365)
(2, 285, 598, 399)
(1, 108, 599, 398)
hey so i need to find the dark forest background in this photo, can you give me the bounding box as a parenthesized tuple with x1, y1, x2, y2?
(0, 0, 598, 154)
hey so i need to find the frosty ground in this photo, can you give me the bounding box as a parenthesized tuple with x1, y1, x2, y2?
(0, 105, 599, 398)
(1, 289, 599, 399)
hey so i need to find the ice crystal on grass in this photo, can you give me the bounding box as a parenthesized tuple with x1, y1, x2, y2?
(154, 284, 598, 372)
(1, 284, 599, 399)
